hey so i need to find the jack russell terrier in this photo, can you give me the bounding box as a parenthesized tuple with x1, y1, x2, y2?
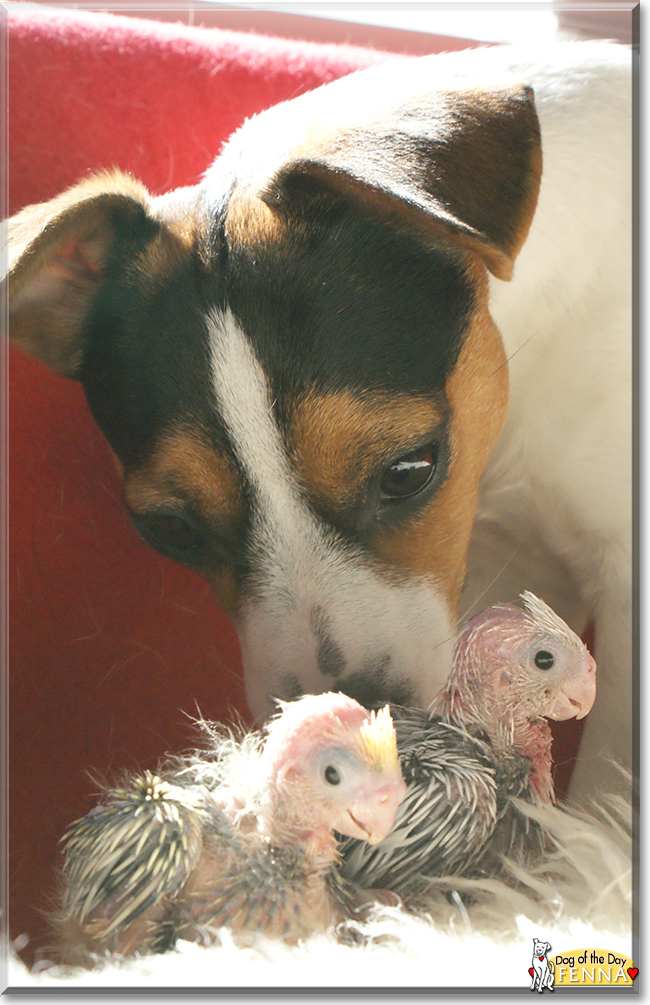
(4, 41, 633, 800)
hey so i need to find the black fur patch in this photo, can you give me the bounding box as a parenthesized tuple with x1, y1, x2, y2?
(81, 248, 218, 469)
(223, 203, 474, 403)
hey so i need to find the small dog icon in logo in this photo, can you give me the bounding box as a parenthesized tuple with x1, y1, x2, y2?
(529, 939, 555, 992)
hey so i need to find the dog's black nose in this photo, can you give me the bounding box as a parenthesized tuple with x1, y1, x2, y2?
(336, 662, 416, 711)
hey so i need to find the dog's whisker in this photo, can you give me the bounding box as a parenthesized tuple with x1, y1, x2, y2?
(460, 546, 522, 620)
(486, 324, 550, 379)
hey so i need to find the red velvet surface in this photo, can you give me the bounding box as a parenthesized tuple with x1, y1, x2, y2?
(6, 9, 583, 962)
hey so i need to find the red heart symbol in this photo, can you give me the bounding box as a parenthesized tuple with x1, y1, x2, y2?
(528, 968, 534, 977)
(628, 967, 638, 980)
(539, 956, 544, 961)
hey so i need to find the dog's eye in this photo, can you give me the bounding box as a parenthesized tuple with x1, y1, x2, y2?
(146, 514, 203, 555)
(380, 445, 437, 499)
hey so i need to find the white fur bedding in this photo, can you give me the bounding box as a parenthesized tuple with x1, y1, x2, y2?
(8, 789, 634, 992)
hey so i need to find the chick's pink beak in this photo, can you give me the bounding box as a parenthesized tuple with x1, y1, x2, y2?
(548, 653, 597, 720)
(336, 776, 407, 845)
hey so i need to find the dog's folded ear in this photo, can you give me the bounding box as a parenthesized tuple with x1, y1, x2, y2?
(263, 84, 542, 281)
(3, 170, 195, 378)
(4, 171, 156, 376)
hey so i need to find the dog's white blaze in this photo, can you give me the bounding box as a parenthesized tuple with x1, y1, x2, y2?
(208, 309, 455, 720)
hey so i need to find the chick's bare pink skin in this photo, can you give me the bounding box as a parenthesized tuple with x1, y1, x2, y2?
(433, 592, 597, 803)
(260, 693, 407, 856)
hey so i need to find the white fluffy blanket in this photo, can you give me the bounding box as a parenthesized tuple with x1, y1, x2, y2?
(7, 789, 633, 992)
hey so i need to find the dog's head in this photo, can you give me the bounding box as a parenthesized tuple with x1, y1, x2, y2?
(4, 60, 542, 720)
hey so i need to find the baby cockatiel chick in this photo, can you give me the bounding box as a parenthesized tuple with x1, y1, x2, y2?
(258, 692, 407, 851)
(339, 593, 596, 896)
(56, 693, 405, 964)
(435, 590, 597, 803)
(175, 695, 406, 947)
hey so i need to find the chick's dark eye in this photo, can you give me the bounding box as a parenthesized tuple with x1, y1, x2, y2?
(324, 765, 341, 786)
(380, 444, 437, 499)
(147, 514, 203, 554)
(534, 650, 555, 670)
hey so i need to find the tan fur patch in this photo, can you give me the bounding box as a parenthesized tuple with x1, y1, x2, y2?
(289, 391, 447, 508)
(124, 427, 244, 617)
(207, 568, 241, 619)
(224, 188, 288, 249)
(131, 228, 193, 293)
(124, 427, 242, 524)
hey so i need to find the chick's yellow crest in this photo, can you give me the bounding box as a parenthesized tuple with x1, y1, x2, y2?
(358, 705, 399, 772)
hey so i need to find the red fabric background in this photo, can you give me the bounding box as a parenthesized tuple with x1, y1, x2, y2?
(6, 8, 582, 962)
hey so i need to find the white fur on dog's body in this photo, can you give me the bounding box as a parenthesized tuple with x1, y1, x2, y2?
(461, 43, 633, 796)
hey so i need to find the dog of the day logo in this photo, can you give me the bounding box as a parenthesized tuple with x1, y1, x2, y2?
(529, 939, 555, 992)
(528, 940, 637, 990)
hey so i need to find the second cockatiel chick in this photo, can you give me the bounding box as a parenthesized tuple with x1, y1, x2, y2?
(435, 590, 597, 803)
(57, 693, 406, 964)
(339, 593, 596, 895)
